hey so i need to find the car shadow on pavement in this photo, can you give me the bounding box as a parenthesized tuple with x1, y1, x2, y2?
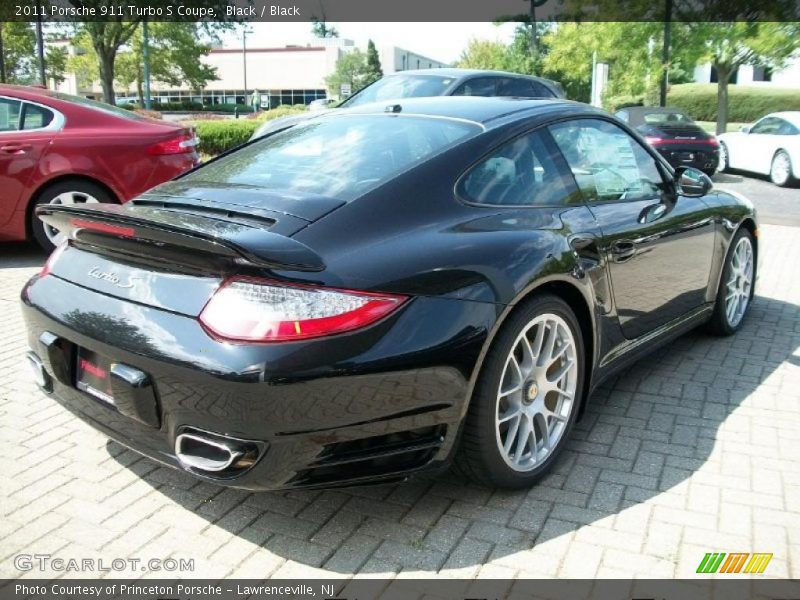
(106, 290, 799, 576)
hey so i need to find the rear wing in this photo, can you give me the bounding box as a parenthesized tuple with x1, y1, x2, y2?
(36, 203, 325, 272)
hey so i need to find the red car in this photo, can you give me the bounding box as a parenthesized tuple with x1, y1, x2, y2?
(0, 84, 199, 250)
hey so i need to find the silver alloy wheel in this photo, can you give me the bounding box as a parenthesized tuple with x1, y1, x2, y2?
(495, 313, 578, 472)
(43, 191, 100, 245)
(725, 236, 754, 328)
(719, 143, 729, 171)
(771, 152, 791, 186)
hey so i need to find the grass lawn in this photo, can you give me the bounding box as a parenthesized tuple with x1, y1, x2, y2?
(696, 121, 748, 134)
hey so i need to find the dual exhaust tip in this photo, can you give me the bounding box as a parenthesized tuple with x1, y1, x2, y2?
(175, 429, 260, 476)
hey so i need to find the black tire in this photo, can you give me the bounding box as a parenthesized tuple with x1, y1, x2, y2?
(707, 228, 755, 336)
(456, 294, 586, 488)
(718, 142, 730, 173)
(769, 150, 796, 187)
(31, 179, 116, 252)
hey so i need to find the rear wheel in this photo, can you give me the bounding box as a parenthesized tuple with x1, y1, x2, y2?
(31, 179, 116, 252)
(707, 229, 755, 336)
(770, 150, 795, 187)
(457, 294, 585, 488)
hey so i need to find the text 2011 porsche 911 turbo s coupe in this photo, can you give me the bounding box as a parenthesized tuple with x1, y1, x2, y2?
(21, 97, 757, 490)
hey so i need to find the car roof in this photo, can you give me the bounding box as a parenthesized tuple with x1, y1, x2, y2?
(336, 95, 601, 128)
(385, 68, 555, 83)
(621, 106, 687, 114)
(0, 83, 60, 102)
(768, 111, 800, 127)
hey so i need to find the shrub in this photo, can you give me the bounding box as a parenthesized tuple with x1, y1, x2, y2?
(666, 84, 800, 122)
(251, 104, 309, 121)
(192, 120, 261, 155)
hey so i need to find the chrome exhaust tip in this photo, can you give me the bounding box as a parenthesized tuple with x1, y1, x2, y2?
(25, 351, 51, 391)
(175, 433, 243, 472)
(174, 429, 261, 476)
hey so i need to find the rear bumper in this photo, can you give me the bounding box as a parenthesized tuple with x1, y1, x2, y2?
(21, 273, 497, 490)
(656, 146, 719, 173)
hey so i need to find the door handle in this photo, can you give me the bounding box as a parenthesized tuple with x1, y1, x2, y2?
(610, 241, 636, 262)
(0, 143, 31, 154)
(568, 233, 597, 251)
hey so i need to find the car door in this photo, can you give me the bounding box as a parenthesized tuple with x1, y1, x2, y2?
(744, 116, 784, 174)
(0, 97, 56, 226)
(549, 117, 716, 340)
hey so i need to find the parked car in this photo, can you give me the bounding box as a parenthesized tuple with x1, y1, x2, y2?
(251, 68, 566, 140)
(0, 84, 199, 251)
(717, 111, 800, 187)
(23, 97, 757, 491)
(614, 106, 719, 177)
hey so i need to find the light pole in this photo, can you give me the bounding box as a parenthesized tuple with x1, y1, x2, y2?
(242, 25, 251, 108)
(660, 0, 673, 107)
(35, 0, 46, 86)
(0, 23, 6, 84)
(142, 19, 152, 109)
(527, 0, 548, 66)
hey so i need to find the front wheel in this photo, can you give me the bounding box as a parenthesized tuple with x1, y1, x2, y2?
(707, 229, 755, 336)
(457, 294, 585, 488)
(770, 150, 795, 187)
(31, 179, 116, 252)
(718, 142, 730, 173)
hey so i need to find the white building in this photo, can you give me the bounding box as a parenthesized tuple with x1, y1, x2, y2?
(693, 57, 800, 88)
(53, 38, 448, 108)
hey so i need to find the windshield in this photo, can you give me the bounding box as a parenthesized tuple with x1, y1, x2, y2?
(53, 92, 149, 121)
(342, 74, 455, 108)
(643, 111, 693, 124)
(184, 114, 479, 201)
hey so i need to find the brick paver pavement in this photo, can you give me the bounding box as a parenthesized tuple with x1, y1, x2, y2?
(1, 225, 798, 580)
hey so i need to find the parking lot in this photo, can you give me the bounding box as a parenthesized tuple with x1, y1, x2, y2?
(1, 176, 799, 580)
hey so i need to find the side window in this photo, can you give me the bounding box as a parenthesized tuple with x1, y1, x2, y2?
(452, 77, 498, 97)
(776, 118, 798, 135)
(21, 104, 54, 130)
(549, 119, 666, 203)
(528, 81, 554, 98)
(459, 129, 575, 206)
(0, 99, 22, 132)
(750, 117, 781, 135)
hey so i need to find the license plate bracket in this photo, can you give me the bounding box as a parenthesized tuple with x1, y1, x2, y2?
(76, 348, 115, 405)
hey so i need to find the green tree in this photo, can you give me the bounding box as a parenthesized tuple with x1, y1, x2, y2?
(457, 38, 508, 70)
(0, 22, 36, 84)
(311, 19, 339, 38)
(115, 23, 218, 104)
(685, 22, 799, 133)
(325, 49, 370, 98)
(45, 45, 68, 87)
(365, 39, 383, 85)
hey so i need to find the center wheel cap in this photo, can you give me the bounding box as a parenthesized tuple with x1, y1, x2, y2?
(524, 380, 539, 404)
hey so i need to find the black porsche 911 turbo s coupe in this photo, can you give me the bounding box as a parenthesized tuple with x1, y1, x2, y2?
(614, 106, 720, 177)
(22, 97, 757, 491)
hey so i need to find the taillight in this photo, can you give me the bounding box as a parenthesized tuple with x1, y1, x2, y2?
(70, 218, 135, 238)
(148, 130, 197, 155)
(40, 241, 68, 278)
(645, 136, 665, 146)
(199, 277, 407, 342)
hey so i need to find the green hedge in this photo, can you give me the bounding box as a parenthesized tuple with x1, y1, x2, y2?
(666, 84, 800, 122)
(193, 120, 261, 155)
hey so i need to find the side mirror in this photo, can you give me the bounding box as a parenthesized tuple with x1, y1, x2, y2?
(675, 166, 712, 197)
(740, 125, 751, 133)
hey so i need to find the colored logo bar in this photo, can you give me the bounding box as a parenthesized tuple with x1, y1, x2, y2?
(696, 553, 773, 574)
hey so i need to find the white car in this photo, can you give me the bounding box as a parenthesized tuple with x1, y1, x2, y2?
(718, 111, 800, 186)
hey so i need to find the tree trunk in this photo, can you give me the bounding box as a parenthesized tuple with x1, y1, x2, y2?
(97, 49, 117, 105)
(715, 64, 731, 136)
(136, 77, 144, 106)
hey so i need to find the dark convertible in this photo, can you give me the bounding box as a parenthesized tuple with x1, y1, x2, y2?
(22, 97, 757, 490)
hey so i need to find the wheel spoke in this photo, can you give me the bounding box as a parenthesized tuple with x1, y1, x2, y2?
(513, 417, 531, 464)
(503, 414, 522, 455)
(498, 407, 521, 424)
(547, 359, 574, 384)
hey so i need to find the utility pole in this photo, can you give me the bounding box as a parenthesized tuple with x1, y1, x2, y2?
(242, 26, 249, 107)
(0, 23, 6, 84)
(142, 19, 152, 109)
(36, 0, 46, 86)
(528, 0, 548, 68)
(660, 0, 673, 107)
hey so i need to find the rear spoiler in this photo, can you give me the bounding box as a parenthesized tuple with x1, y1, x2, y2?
(36, 203, 325, 272)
